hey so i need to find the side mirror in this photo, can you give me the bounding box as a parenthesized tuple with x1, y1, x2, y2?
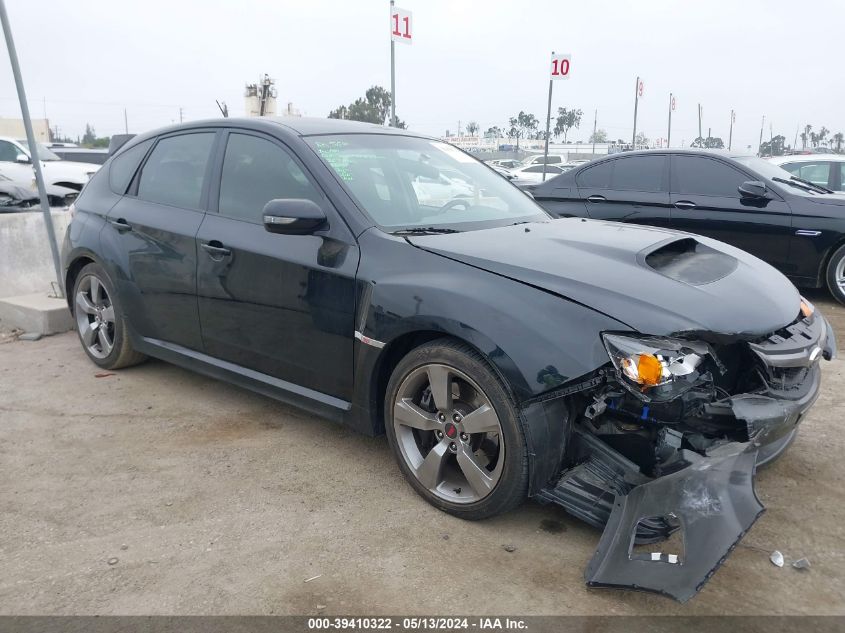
(738, 180, 768, 199)
(262, 198, 327, 235)
(15, 153, 30, 164)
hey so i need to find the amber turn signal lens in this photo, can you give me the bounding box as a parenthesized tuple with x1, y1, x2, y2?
(636, 354, 663, 387)
(800, 299, 814, 318)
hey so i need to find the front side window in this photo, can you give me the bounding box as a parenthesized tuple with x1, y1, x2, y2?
(218, 133, 323, 223)
(782, 161, 830, 187)
(306, 134, 548, 231)
(137, 132, 215, 209)
(671, 155, 747, 197)
(0, 140, 21, 162)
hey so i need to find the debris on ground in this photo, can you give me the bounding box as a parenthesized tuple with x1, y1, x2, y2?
(792, 557, 811, 570)
(503, 544, 517, 553)
(304, 574, 322, 583)
(107, 557, 119, 566)
(94, 372, 116, 378)
(17, 333, 42, 342)
(120, 544, 128, 550)
(770, 550, 784, 567)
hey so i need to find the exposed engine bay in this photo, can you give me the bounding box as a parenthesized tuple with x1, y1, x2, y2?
(536, 303, 836, 602)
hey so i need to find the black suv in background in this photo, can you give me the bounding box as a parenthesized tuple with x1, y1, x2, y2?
(528, 149, 845, 303)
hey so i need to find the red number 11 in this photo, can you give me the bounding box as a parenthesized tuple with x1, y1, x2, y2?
(392, 13, 410, 38)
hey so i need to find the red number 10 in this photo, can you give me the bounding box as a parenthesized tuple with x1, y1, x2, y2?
(392, 13, 410, 38)
(551, 58, 570, 76)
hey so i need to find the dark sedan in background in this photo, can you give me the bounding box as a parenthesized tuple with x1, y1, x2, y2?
(528, 149, 845, 304)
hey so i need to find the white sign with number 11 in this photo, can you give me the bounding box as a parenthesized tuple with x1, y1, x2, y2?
(550, 53, 571, 80)
(391, 6, 412, 44)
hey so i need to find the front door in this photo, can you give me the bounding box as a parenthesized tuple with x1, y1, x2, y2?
(576, 154, 672, 228)
(196, 131, 358, 401)
(102, 131, 217, 350)
(668, 154, 793, 273)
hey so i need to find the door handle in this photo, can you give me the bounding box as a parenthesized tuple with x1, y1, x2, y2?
(201, 241, 232, 257)
(674, 201, 696, 210)
(108, 218, 132, 232)
(795, 230, 821, 237)
(586, 195, 606, 203)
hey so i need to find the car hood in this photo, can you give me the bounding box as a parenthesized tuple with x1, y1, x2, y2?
(802, 193, 845, 207)
(408, 218, 800, 337)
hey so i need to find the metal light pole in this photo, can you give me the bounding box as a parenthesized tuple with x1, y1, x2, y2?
(728, 109, 734, 150)
(542, 51, 554, 182)
(631, 76, 640, 150)
(667, 93, 673, 148)
(591, 108, 597, 156)
(758, 115, 765, 155)
(698, 104, 703, 145)
(389, 0, 396, 127)
(0, 0, 63, 297)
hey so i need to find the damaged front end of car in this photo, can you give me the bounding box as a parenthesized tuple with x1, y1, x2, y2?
(535, 301, 836, 602)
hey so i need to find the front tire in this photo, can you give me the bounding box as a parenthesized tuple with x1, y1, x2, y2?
(826, 243, 845, 305)
(72, 263, 146, 369)
(384, 339, 528, 520)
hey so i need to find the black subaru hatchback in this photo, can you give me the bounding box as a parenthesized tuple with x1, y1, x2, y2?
(62, 118, 835, 601)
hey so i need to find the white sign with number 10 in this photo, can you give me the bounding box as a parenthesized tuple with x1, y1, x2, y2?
(550, 53, 571, 80)
(391, 6, 412, 44)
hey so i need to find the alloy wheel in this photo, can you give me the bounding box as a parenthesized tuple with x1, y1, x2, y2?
(392, 363, 505, 504)
(836, 257, 845, 294)
(74, 275, 115, 359)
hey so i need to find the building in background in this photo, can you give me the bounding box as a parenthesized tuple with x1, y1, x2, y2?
(0, 117, 50, 142)
(245, 74, 277, 117)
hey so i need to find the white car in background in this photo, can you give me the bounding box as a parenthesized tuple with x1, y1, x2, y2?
(0, 137, 99, 191)
(768, 154, 845, 193)
(521, 154, 567, 167)
(506, 162, 569, 183)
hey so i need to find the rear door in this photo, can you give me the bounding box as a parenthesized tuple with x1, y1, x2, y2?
(576, 154, 671, 228)
(668, 154, 793, 272)
(195, 130, 358, 401)
(102, 130, 217, 350)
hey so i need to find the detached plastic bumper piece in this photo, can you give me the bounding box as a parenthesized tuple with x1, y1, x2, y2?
(584, 450, 764, 602)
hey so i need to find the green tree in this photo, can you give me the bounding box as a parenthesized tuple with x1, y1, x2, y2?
(466, 121, 479, 136)
(635, 131, 649, 147)
(834, 132, 844, 153)
(553, 107, 582, 143)
(588, 128, 608, 143)
(82, 123, 96, 146)
(803, 124, 812, 149)
(328, 86, 403, 127)
(508, 111, 538, 150)
(485, 126, 502, 138)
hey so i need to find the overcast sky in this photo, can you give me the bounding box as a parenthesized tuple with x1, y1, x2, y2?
(1, 0, 841, 151)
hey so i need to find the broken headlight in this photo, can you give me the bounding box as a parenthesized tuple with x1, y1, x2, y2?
(602, 333, 707, 402)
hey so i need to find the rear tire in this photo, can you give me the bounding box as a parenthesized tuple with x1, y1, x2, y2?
(71, 263, 146, 370)
(825, 243, 845, 305)
(384, 339, 528, 520)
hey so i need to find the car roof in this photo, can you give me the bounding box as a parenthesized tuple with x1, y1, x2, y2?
(769, 154, 845, 163)
(604, 148, 755, 160)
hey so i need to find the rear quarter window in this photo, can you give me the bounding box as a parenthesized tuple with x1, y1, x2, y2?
(108, 139, 153, 194)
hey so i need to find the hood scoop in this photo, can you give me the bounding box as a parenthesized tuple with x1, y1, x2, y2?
(644, 238, 738, 286)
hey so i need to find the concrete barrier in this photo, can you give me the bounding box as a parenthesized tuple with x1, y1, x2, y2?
(0, 210, 70, 298)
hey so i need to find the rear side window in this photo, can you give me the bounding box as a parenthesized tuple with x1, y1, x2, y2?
(612, 155, 665, 191)
(218, 133, 323, 223)
(671, 155, 748, 197)
(137, 133, 215, 209)
(576, 161, 613, 188)
(108, 139, 153, 194)
(0, 140, 20, 162)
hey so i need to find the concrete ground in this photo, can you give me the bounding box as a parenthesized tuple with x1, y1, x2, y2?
(0, 291, 843, 616)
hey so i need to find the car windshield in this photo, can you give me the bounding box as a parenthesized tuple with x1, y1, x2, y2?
(306, 134, 549, 231)
(17, 140, 60, 161)
(733, 155, 825, 196)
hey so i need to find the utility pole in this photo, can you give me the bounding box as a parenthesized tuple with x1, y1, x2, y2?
(698, 104, 703, 145)
(631, 76, 640, 150)
(124, 108, 128, 134)
(0, 0, 63, 296)
(179, 107, 183, 123)
(541, 51, 554, 182)
(770, 121, 773, 154)
(389, 0, 396, 127)
(728, 109, 734, 150)
(758, 115, 765, 155)
(667, 93, 673, 148)
(591, 108, 597, 156)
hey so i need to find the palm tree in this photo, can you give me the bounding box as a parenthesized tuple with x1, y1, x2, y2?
(803, 124, 812, 149)
(834, 132, 844, 154)
(466, 121, 479, 137)
(819, 126, 829, 148)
